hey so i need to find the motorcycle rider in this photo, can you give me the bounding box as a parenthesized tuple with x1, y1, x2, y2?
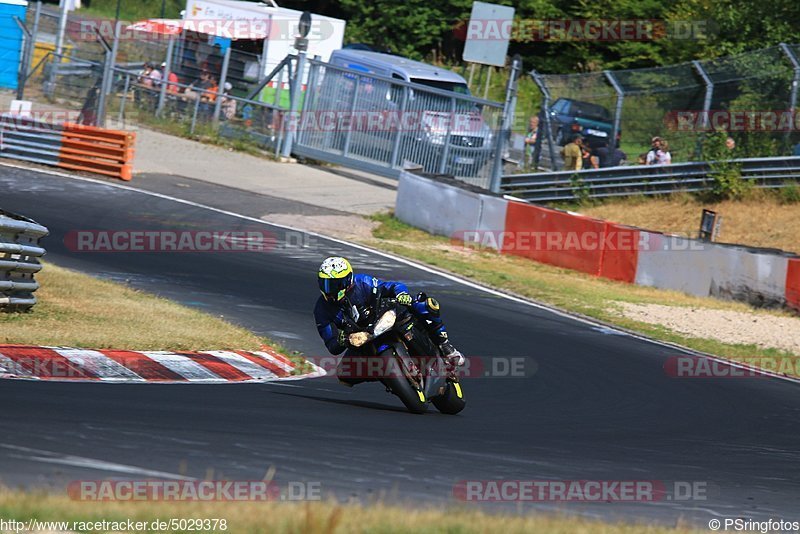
(313, 257, 464, 384)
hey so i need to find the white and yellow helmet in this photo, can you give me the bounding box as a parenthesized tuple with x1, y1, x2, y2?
(318, 256, 354, 302)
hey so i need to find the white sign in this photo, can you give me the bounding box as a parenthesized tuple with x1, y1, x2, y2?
(462, 1, 515, 67)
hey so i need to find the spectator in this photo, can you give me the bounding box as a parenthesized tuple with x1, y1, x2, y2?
(794, 142, 800, 156)
(581, 144, 593, 169)
(725, 136, 736, 151)
(561, 134, 583, 171)
(162, 62, 180, 95)
(592, 140, 627, 168)
(646, 137, 671, 165)
(637, 153, 647, 165)
(656, 139, 672, 164)
(137, 63, 154, 88)
(221, 82, 237, 120)
(524, 115, 539, 166)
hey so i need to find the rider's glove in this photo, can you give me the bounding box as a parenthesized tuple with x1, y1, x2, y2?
(396, 292, 413, 306)
(337, 329, 349, 348)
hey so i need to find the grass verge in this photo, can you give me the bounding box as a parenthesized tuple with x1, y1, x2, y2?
(0, 488, 704, 534)
(365, 213, 799, 374)
(0, 262, 266, 352)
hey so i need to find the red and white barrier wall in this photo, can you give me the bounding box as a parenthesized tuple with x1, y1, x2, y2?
(396, 172, 800, 311)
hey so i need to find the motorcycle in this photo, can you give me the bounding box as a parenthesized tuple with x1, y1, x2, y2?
(339, 294, 465, 415)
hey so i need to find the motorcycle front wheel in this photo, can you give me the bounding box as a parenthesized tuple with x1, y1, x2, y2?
(381, 349, 427, 414)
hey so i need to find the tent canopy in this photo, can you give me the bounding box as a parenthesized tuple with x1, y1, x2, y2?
(126, 18, 269, 40)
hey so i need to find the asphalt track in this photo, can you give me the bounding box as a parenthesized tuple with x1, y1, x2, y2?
(1, 164, 799, 525)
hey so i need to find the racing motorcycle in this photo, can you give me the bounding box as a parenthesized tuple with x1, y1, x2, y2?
(339, 293, 465, 415)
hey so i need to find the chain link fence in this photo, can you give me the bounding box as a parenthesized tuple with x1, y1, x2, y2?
(529, 45, 800, 171)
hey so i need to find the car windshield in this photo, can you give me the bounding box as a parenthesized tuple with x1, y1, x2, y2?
(570, 101, 612, 122)
(408, 78, 476, 112)
(410, 78, 470, 95)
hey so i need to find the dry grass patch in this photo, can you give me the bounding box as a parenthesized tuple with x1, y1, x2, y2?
(0, 488, 705, 534)
(575, 192, 800, 253)
(0, 262, 265, 351)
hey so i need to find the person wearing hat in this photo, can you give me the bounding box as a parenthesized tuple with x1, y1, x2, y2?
(561, 134, 583, 171)
(221, 81, 237, 120)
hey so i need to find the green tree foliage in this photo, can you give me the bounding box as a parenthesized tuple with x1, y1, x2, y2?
(277, 0, 800, 73)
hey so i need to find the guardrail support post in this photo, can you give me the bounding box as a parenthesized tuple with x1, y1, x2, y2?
(530, 70, 557, 170)
(212, 45, 232, 123)
(604, 70, 624, 149)
(779, 43, 799, 149)
(490, 54, 521, 193)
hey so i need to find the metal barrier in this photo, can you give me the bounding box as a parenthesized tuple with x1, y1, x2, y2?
(293, 57, 504, 189)
(0, 210, 48, 311)
(0, 113, 136, 180)
(501, 156, 800, 202)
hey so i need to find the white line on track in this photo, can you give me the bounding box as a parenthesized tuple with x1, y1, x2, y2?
(0, 443, 194, 479)
(2, 161, 798, 386)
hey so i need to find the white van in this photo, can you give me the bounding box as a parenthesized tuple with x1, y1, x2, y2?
(323, 49, 494, 176)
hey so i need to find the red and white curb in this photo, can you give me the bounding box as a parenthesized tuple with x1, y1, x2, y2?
(0, 345, 326, 383)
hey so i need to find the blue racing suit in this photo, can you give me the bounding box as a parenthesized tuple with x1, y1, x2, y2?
(314, 273, 447, 355)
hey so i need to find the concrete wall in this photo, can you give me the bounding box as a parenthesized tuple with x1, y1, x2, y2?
(396, 171, 507, 250)
(395, 171, 799, 310)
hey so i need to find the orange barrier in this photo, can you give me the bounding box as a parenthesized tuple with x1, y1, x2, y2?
(502, 201, 639, 283)
(786, 258, 800, 311)
(58, 123, 136, 181)
(502, 201, 605, 275)
(597, 222, 640, 283)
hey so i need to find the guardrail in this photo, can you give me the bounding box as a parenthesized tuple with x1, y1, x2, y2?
(0, 210, 48, 312)
(0, 113, 136, 180)
(501, 156, 800, 202)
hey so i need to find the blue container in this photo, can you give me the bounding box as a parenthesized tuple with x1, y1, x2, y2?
(0, 0, 29, 90)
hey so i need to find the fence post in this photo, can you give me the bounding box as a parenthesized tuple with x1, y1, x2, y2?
(28, 1, 41, 77)
(693, 60, 714, 130)
(44, 0, 69, 96)
(157, 35, 176, 117)
(530, 70, 556, 170)
(604, 70, 624, 149)
(438, 96, 456, 175)
(97, 20, 121, 126)
(779, 43, 799, 148)
(389, 85, 409, 168)
(489, 54, 522, 193)
(118, 71, 130, 126)
(212, 45, 232, 123)
(296, 54, 320, 148)
(13, 16, 31, 100)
